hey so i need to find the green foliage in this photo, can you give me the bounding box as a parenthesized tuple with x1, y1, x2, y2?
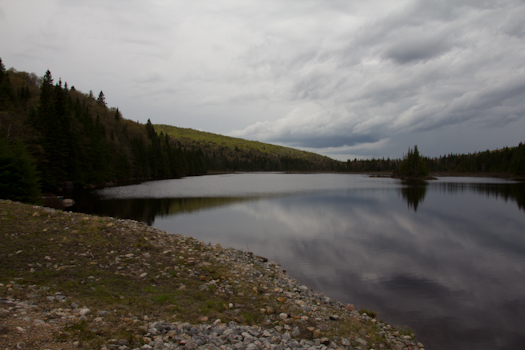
(97, 90, 106, 107)
(359, 308, 378, 319)
(423, 143, 525, 176)
(155, 124, 344, 172)
(393, 145, 430, 178)
(0, 137, 41, 202)
(0, 61, 208, 196)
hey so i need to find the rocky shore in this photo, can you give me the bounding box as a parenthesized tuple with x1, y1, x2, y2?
(0, 200, 425, 350)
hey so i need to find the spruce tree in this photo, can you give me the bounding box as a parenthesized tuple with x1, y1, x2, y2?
(97, 90, 106, 107)
(0, 58, 5, 84)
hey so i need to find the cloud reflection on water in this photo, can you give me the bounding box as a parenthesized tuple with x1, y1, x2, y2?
(153, 182, 525, 349)
(76, 175, 525, 349)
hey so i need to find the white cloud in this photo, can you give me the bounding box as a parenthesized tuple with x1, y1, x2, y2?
(2, 0, 525, 159)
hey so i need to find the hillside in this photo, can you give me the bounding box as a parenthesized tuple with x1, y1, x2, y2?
(154, 124, 345, 172)
(0, 60, 207, 201)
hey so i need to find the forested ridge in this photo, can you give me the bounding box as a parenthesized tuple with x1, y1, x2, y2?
(0, 60, 206, 201)
(155, 124, 345, 172)
(156, 126, 525, 176)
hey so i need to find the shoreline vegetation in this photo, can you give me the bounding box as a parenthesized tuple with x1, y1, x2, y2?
(391, 146, 433, 181)
(1, 199, 425, 350)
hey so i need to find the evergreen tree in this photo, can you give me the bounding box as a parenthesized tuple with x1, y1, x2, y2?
(145, 119, 156, 140)
(0, 59, 15, 111)
(97, 90, 106, 107)
(0, 137, 41, 202)
(0, 58, 5, 84)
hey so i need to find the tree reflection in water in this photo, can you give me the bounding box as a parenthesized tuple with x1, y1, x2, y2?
(399, 181, 428, 212)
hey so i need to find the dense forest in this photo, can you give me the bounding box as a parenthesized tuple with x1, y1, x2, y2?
(0, 59, 206, 201)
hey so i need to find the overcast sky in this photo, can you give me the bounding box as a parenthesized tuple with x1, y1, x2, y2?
(2, 0, 525, 160)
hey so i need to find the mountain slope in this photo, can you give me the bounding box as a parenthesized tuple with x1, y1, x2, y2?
(154, 124, 345, 172)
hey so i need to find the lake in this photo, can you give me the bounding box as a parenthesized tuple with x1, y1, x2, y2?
(71, 173, 525, 350)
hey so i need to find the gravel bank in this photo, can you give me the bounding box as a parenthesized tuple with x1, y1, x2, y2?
(0, 200, 425, 350)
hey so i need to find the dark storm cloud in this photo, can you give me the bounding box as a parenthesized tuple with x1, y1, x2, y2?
(266, 133, 381, 149)
(382, 34, 454, 64)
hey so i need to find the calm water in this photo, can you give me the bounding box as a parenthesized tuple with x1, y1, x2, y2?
(72, 173, 525, 350)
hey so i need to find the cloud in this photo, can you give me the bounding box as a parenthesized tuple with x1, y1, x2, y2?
(3, 0, 525, 159)
(229, 0, 525, 157)
(231, 102, 384, 148)
(382, 31, 456, 64)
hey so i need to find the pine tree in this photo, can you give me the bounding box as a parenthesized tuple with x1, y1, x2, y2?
(0, 58, 5, 84)
(97, 90, 106, 107)
(145, 119, 156, 140)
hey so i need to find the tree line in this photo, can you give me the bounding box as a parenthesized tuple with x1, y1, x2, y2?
(0, 60, 206, 202)
(346, 145, 525, 176)
(1, 60, 524, 203)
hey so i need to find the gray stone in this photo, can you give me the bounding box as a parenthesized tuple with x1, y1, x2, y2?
(355, 338, 367, 346)
(291, 327, 300, 337)
(183, 340, 197, 349)
(270, 336, 281, 344)
(153, 340, 166, 349)
(233, 342, 246, 350)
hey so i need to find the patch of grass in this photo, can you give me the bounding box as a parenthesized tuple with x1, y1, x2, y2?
(65, 320, 97, 341)
(152, 294, 169, 304)
(399, 326, 415, 338)
(359, 308, 378, 319)
(242, 311, 254, 324)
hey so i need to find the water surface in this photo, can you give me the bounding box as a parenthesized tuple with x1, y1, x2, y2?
(72, 173, 525, 350)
